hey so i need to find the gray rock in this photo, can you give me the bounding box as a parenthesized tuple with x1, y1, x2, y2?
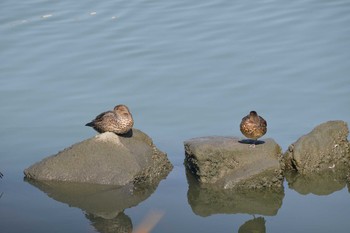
(24, 129, 173, 185)
(184, 136, 284, 190)
(284, 121, 350, 174)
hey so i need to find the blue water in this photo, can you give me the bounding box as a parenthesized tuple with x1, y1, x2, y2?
(1, 0, 350, 232)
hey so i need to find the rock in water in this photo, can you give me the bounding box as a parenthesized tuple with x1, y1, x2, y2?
(184, 136, 283, 190)
(24, 129, 173, 185)
(284, 120, 350, 174)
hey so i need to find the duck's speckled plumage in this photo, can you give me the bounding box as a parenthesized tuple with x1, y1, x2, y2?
(240, 111, 267, 141)
(85, 104, 134, 134)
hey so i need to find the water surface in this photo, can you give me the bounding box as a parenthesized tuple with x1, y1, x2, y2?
(1, 0, 350, 232)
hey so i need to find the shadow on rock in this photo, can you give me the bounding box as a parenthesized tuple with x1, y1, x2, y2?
(186, 170, 284, 217)
(238, 139, 265, 145)
(285, 166, 350, 195)
(238, 217, 266, 233)
(117, 129, 133, 138)
(25, 176, 167, 232)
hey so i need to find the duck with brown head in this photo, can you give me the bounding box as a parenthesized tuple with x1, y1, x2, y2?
(240, 110, 267, 147)
(85, 104, 134, 135)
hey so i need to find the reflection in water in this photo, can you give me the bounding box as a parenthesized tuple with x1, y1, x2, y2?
(86, 212, 132, 233)
(286, 166, 350, 195)
(0, 172, 3, 199)
(238, 217, 266, 233)
(25, 179, 158, 219)
(133, 210, 164, 233)
(186, 170, 284, 217)
(25, 174, 168, 233)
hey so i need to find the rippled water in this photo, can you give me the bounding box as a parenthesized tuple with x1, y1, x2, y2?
(1, 0, 350, 232)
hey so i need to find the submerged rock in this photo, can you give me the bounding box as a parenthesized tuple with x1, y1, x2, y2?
(24, 129, 173, 185)
(284, 121, 350, 174)
(184, 136, 284, 190)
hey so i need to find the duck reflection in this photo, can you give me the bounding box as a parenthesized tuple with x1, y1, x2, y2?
(238, 216, 266, 233)
(25, 176, 167, 233)
(86, 212, 132, 233)
(286, 166, 350, 195)
(0, 172, 3, 199)
(186, 169, 284, 217)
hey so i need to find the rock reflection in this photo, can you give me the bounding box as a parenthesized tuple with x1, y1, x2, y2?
(286, 166, 350, 195)
(86, 212, 132, 233)
(25, 177, 166, 233)
(238, 217, 266, 233)
(186, 170, 284, 217)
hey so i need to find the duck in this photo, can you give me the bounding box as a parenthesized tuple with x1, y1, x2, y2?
(85, 104, 134, 134)
(240, 111, 267, 147)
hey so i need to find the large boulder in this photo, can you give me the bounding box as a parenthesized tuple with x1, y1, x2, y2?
(24, 129, 173, 185)
(284, 121, 350, 174)
(184, 136, 284, 190)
